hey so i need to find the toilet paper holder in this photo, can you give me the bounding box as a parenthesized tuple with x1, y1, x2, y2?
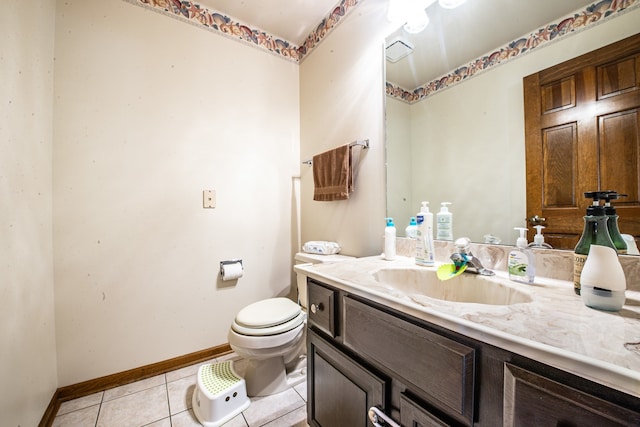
(220, 259, 243, 277)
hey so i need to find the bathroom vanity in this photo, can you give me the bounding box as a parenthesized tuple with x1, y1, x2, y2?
(298, 256, 640, 426)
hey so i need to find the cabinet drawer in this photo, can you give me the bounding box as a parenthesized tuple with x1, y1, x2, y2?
(343, 296, 475, 425)
(504, 363, 640, 426)
(307, 280, 336, 337)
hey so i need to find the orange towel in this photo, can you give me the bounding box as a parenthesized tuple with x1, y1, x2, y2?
(312, 144, 352, 201)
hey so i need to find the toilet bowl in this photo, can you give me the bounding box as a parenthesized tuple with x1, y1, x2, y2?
(227, 297, 306, 397)
(228, 252, 354, 397)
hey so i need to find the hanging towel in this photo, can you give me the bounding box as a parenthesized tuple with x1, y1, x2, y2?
(313, 144, 352, 201)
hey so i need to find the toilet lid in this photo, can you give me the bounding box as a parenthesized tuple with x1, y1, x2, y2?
(235, 297, 302, 329)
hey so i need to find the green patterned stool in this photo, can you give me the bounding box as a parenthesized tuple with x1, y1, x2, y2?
(192, 361, 250, 427)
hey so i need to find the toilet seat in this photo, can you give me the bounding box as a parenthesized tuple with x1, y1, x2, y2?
(232, 298, 304, 336)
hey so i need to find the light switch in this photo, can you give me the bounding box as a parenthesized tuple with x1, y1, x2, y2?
(203, 190, 215, 208)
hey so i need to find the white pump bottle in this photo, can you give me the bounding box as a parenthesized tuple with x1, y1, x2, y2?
(415, 202, 434, 266)
(384, 218, 396, 261)
(436, 202, 453, 241)
(508, 227, 535, 284)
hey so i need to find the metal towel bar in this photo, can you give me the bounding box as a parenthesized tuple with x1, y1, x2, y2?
(302, 139, 369, 165)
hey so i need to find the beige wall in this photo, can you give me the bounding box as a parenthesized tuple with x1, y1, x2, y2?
(402, 8, 640, 245)
(299, 0, 391, 257)
(53, 0, 300, 386)
(5, 0, 638, 422)
(0, 1, 58, 425)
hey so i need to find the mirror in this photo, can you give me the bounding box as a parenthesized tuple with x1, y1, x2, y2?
(384, 0, 631, 246)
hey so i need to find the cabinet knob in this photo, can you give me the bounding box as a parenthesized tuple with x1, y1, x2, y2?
(310, 303, 324, 314)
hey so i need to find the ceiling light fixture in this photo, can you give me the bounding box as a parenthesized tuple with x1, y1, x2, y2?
(387, 0, 467, 34)
(438, 0, 467, 9)
(404, 10, 430, 34)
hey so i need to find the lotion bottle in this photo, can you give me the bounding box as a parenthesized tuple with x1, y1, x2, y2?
(384, 218, 396, 261)
(415, 202, 435, 266)
(508, 227, 535, 284)
(436, 202, 453, 241)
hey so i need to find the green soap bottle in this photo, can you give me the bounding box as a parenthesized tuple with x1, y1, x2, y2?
(603, 191, 628, 254)
(574, 192, 617, 295)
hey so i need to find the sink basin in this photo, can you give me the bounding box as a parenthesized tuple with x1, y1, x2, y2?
(373, 267, 533, 305)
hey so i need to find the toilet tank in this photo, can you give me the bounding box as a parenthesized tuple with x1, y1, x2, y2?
(294, 252, 354, 309)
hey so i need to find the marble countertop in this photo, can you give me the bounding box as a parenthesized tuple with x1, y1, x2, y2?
(295, 255, 640, 398)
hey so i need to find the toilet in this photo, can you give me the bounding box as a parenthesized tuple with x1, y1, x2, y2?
(227, 252, 354, 397)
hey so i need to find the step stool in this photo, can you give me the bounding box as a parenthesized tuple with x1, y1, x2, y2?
(192, 361, 250, 427)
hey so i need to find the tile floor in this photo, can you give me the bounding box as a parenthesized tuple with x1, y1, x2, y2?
(52, 353, 309, 427)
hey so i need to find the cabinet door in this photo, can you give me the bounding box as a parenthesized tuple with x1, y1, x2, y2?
(504, 363, 640, 426)
(308, 329, 388, 427)
(400, 393, 449, 427)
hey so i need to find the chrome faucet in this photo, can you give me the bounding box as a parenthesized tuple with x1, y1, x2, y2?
(450, 237, 495, 276)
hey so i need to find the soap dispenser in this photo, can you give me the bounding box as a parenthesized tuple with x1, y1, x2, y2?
(603, 191, 628, 254)
(574, 192, 617, 295)
(580, 244, 626, 311)
(436, 202, 453, 241)
(528, 225, 553, 249)
(508, 227, 535, 284)
(405, 217, 418, 239)
(384, 218, 396, 261)
(415, 202, 435, 267)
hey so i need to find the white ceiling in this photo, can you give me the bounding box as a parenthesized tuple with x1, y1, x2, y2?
(195, 0, 596, 88)
(195, 0, 340, 45)
(385, 0, 594, 89)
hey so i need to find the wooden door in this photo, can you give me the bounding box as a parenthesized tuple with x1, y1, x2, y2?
(524, 33, 640, 250)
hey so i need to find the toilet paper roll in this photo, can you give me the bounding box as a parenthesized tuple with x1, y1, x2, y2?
(221, 261, 243, 281)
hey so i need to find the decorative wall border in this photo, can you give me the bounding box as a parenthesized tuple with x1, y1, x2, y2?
(123, 0, 361, 63)
(387, 0, 640, 104)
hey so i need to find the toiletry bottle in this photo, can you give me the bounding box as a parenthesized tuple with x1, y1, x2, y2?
(415, 202, 435, 266)
(528, 225, 553, 249)
(603, 191, 627, 254)
(405, 217, 418, 239)
(580, 244, 626, 312)
(436, 202, 453, 240)
(574, 192, 616, 295)
(508, 227, 535, 284)
(384, 218, 396, 261)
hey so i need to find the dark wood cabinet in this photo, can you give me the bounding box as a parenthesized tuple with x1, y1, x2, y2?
(307, 329, 387, 427)
(504, 363, 640, 426)
(306, 278, 640, 427)
(343, 296, 475, 425)
(400, 393, 449, 427)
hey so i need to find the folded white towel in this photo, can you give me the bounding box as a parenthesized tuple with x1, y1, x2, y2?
(302, 241, 341, 255)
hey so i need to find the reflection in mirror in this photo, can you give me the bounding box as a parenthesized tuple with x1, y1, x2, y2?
(384, 0, 639, 247)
